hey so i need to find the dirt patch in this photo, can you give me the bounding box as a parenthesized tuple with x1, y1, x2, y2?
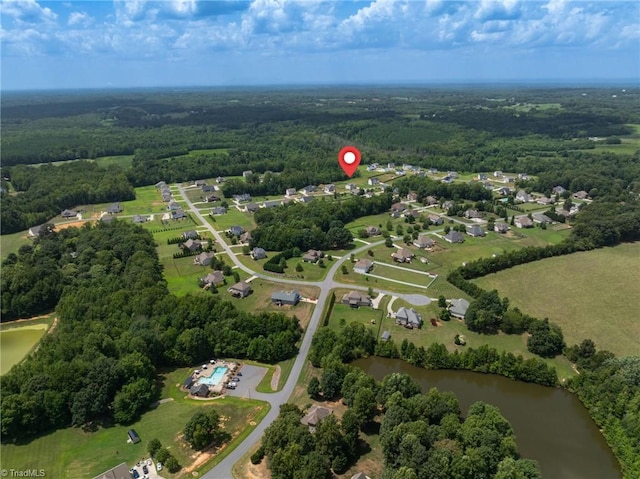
(242, 456, 271, 479)
(54, 220, 95, 231)
(47, 317, 59, 335)
(270, 365, 281, 391)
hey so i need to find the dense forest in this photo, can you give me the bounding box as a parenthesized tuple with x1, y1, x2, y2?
(0, 222, 302, 441)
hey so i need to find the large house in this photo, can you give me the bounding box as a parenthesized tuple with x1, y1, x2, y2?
(395, 307, 423, 328)
(515, 190, 532, 203)
(263, 200, 280, 208)
(366, 226, 381, 236)
(251, 247, 267, 260)
(464, 209, 483, 220)
(182, 230, 199, 240)
(301, 405, 332, 432)
(494, 222, 509, 234)
(414, 234, 435, 249)
(246, 203, 260, 213)
(107, 203, 123, 214)
(341, 291, 372, 308)
(205, 194, 220, 202)
(424, 195, 438, 206)
(300, 185, 317, 195)
(392, 248, 414, 263)
(466, 225, 486, 237)
(514, 216, 534, 228)
(324, 184, 336, 194)
(182, 239, 202, 252)
(233, 193, 252, 203)
(240, 231, 252, 244)
(194, 252, 214, 266)
(210, 207, 227, 215)
(302, 249, 322, 263)
(61, 209, 78, 218)
(449, 298, 470, 319)
(202, 184, 215, 193)
(428, 214, 443, 225)
(532, 213, 553, 225)
(285, 187, 297, 197)
(272, 290, 301, 306)
(171, 209, 187, 220)
(444, 231, 465, 243)
(132, 215, 148, 223)
(228, 281, 252, 298)
(368, 178, 380, 186)
(353, 258, 374, 274)
(229, 225, 245, 236)
(201, 271, 224, 287)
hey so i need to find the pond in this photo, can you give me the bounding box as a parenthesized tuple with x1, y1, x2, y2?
(353, 357, 621, 479)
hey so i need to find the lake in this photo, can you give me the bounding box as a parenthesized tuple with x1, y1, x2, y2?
(353, 357, 621, 479)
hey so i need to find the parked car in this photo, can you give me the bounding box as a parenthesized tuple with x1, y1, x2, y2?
(157, 463, 163, 471)
(143, 465, 149, 474)
(232, 377, 240, 382)
(237, 372, 243, 376)
(133, 470, 140, 479)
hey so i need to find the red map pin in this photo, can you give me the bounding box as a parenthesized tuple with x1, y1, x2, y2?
(338, 146, 361, 177)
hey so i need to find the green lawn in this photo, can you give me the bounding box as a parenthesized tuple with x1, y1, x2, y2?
(0, 230, 31, 256)
(235, 251, 333, 282)
(205, 209, 256, 234)
(474, 243, 640, 357)
(93, 155, 134, 169)
(1, 367, 269, 479)
(0, 315, 54, 375)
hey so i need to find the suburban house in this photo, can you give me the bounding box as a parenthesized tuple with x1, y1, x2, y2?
(494, 222, 509, 234)
(300, 185, 317, 195)
(205, 194, 220, 202)
(464, 209, 483, 220)
(449, 298, 470, 319)
(391, 203, 406, 214)
(427, 168, 438, 174)
(353, 258, 374, 274)
(424, 195, 438, 205)
(251, 247, 267, 260)
(406, 191, 419, 201)
(194, 252, 214, 266)
(233, 193, 252, 202)
(514, 216, 534, 228)
(171, 209, 187, 220)
(303, 249, 322, 263)
(366, 225, 381, 236)
(285, 187, 297, 197)
(341, 291, 372, 308)
(194, 180, 206, 187)
(182, 230, 199, 240)
(167, 200, 180, 211)
(368, 178, 380, 186)
(367, 163, 379, 171)
(392, 248, 414, 263)
(516, 190, 532, 203)
(441, 175, 454, 184)
(216, 176, 225, 183)
(536, 196, 554, 205)
(404, 209, 420, 219)
(182, 239, 202, 252)
(444, 231, 465, 243)
(414, 234, 435, 249)
(132, 215, 148, 223)
(246, 203, 260, 213)
(297, 196, 314, 203)
(242, 170, 253, 178)
(447, 171, 459, 178)
(229, 225, 245, 236)
(301, 405, 332, 432)
(532, 213, 553, 225)
(92, 462, 131, 479)
(428, 214, 443, 225)
(201, 271, 224, 287)
(107, 203, 123, 214)
(324, 184, 336, 194)
(395, 307, 423, 329)
(272, 290, 301, 306)
(28, 224, 45, 237)
(466, 225, 486, 237)
(345, 183, 357, 192)
(442, 200, 454, 211)
(263, 200, 280, 208)
(210, 207, 227, 215)
(162, 192, 172, 202)
(518, 173, 530, 180)
(498, 187, 511, 196)
(61, 209, 78, 218)
(574, 190, 589, 200)
(552, 186, 567, 195)
(502, 176, 515, 183)
(477, 173, 488, 181)
(228, 281, 252, 298)
(493, 170, 503, 178)
(240, 231, 252, 244)
(155, 181, 167, 188)
(202, 184, 215, 193)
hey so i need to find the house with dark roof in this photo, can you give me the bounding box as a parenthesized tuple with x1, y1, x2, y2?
(167, 200, 180, 211)
(342, 291, 372, 308)
(246, 203, 260, 213)
(285, 187, 297, 197)
(552, 186, 567, 195)
(61, 209, 77, 218)
(366, 226, 381, 236)
(28, 224, 44, 237)
(444, 231, 465, 243)
(228, 281, 252, 298)
(194, 180, 206, 187)
(515, 216, 534, 228)
(324, 184, 336, 194)
(302, 250, 322, 263)
(300, 185, 317, 195)
(298, 195, 314, 203)
(573, 190, 589, 200)
(516, 190, 532, 203)
(301, 405, 332, 432)
(428, 214, 443, 225)
(466, 225, 486, 237)
(353, 258, 374, 274)
(498, 187, 511, 196)
(132, 215, 148, 223)
(414, 234, 435, 249)
(233, 193, 252, 202)
(251, 247, 267, 260)
(210, 207, 227, 215)
(172, 209, 187, 220)
(107, 203, 123, 214)
(201, 271, 224, 287)
(194, 252, 214, 266)
(190, 383, 210, 397)
(272, 290, 301, 306)
(182, 230, 199, 240)
(206, 194, 220, 202)
(442, 200, 454, 211)
(263, 200, 280, 208)
(395, 307, 423, 328)
(201, 184, 215, 193)
(464, 209, 483, 220)
(532, 213, 553, 225)
(449, 298, 470, 319)
(229, 225, 245, 236)
(368, 178, 380, 186)
(392, 248, 414, 263)
(494, 222, 509, 234)
(182, 239, 202, 252)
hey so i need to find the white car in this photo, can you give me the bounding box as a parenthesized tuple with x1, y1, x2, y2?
(157, 462, 163, 471)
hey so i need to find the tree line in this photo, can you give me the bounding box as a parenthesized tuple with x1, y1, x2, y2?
(0, 222, 302, 442)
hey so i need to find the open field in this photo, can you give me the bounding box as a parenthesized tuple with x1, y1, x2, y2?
(235, 251, 334, 282)
(0, 230, 31, 256)
(28, 155, 134, 169)
(205, 210, 256, 235)
(1, 368, 269, 479)
(1, 315, 54, 375)
(474, 243, 640, 357)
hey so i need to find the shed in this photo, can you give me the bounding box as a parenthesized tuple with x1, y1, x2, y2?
(128, 429, 141, 444)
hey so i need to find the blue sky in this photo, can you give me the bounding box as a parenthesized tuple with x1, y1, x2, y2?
(1, 0, 639, 90)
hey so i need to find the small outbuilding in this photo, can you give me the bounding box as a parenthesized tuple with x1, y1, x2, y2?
(127, 429, 141, 444)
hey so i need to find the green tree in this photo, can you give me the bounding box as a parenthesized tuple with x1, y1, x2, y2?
(183, 408, 228, 451)
(385, 237, 393, 247)
(307, 377, 321, 399)
(147, 438, 162, 457)
(438, 295, 447, 308)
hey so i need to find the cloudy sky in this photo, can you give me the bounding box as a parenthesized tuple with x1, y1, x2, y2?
(1, 0, 639, 90)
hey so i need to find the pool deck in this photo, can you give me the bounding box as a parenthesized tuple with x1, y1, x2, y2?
(189, 360, 239, 395)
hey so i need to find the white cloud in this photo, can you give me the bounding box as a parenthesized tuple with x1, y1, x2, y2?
(2, 0, 57, 23)
(68, 11, 93, 27)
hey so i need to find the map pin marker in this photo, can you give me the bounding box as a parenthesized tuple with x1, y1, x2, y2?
(338, 146, 361, 178)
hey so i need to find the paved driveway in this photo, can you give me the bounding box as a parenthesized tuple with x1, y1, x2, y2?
(223, 365, 268, 399)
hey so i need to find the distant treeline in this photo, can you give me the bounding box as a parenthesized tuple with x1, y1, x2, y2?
(0, 222, 302, 441)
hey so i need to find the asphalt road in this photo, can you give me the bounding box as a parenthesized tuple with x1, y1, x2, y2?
(177, 186, 432, 479)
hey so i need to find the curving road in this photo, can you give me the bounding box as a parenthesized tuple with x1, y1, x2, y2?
(177, 186, 432, 478)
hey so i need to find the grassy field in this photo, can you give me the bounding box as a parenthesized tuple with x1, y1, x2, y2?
(474, 243, 640, 357)
(1, 368, 269, 479)
(206, 210, 256, 235)
(0, 230, 31, 256)
(0, 315, 55, 375)
(235, 251, 334, 282)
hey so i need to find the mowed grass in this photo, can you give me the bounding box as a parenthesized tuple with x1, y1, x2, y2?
(0, 316, 54, 375)
(474, 243, 640, 357)
(1, 368, 269, 479)
(0, 230, 31, 256)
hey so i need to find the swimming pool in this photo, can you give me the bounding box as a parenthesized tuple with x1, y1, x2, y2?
(197, 366, 228, 386)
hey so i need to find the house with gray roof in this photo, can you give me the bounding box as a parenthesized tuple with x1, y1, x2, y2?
(182, 239, 202, 252)
(515, 216, 534, 228)
(396, 307, 423, 329)
(132, 215, 148, 224)
(428, 214, 443, 225)
(171, 209, 187, 220)
(414, 234, 435, 249)
(251, 247, 267, 260)
(210, 207, 227, 215)
(449, 298, 470, 319)
(229, 225, 245, 236)
(246, 203, 260, 213)
(516, 190, 532, 203)
(201, 271, 224, 287)
(263, 200, 280, 208)
(353, 258, 374, 274)
(494, 222, 509, 234)
(302, 249, 322, 263)
(61, 209, 78, 218)
(532, 213, 553, 225)
(285, 187, 297, 197)
(201, 184, 215, 193)
(107, 203, 123, 214)
(466, 225, 486, 237)
(301, 405, 332, 432)
(182, 230, 199, 240)
(233, 193, 252, 202)
(92, 462, 131, 479)
(392, 248, 414, 263)
(190, 383, 210, 397)
(194, 252, 214, 266)
(341, 291, 372, 308)
(272, 290, 301, 306)
(228, 281, 252, 298)
(444, 231, 465, 243)
(366, 226, 381, 236)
